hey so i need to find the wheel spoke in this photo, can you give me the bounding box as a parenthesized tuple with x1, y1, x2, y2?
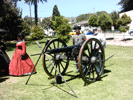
(95, 49, 99, 56)
(55, 65, 57, 76)
(58, 41, 59, 48)
(53, 42, 56, 49)
(89, 67, 92, 81)
(95, 65, 100, 75)
(83, 53, 90, 60)
(61, 44, 64, 48)
(50, 66, 54, 73)
(92, 67, 95, 80)
(94, 42, 97, 50)
(60, 62, 65, 69)
(91, 41, 93, 51)
(48, 46, 52, 50)
(95, 63, 102, 70)
(87, 47, 91, 56)
(85, 64, 91, 77)
(47, 63, 52, 68)
(46, 54, 54, 58)
(58, 64, 61, 73)
(62, 60, 67, 63)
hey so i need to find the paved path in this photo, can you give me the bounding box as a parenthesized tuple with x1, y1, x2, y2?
(105, 34, 133, 46)
(106, 39, 133, 46)
(86, 33, 133, 46)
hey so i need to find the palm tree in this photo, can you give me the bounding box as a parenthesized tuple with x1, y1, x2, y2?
(11, 0, 47, 26)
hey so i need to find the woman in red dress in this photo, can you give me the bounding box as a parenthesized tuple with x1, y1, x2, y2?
(9, 34, 36, 76)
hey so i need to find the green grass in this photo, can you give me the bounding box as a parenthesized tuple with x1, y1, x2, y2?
(1, 37, 133, 100)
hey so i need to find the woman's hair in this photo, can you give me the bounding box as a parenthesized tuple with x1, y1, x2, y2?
(17, 34, 24, 40)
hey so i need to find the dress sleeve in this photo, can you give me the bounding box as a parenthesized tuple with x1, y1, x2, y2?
(22, 41, 26, 55)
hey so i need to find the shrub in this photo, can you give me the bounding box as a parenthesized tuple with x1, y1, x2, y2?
(52, 16, 72, 43)
(116, 14, 132, 33)
(31, 26, 44, 40)
(21, 22, 31, 36)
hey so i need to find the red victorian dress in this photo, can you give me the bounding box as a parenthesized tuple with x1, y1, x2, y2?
(9, 40, 36, 76)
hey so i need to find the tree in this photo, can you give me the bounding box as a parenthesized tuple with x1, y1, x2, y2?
(88, 14, 99, 27)
(118, 0, 133, 12)
(52, 16, 72, 43)
(0, 0, 23, 40)
(98, 12, 113, 31)
(96, 11, 108, 16)
(109, 11, 119, 29)
(21, 22, 31, 36)
(41, 17, 53, 30)
(116, 14, 132, 32)
(12, 0, 47, 26)
(76, 13, 90, 22)
(52, 5, 60, 21)
(23, 16, 36, 26)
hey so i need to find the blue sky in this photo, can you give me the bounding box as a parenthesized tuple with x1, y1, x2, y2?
(16, 0, 122, 18)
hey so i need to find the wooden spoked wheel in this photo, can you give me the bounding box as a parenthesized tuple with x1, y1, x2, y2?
(78, 38, 105, 84)
(42, 39, 69, 78)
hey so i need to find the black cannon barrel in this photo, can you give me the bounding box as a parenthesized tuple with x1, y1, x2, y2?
(47, 44, 81, 54)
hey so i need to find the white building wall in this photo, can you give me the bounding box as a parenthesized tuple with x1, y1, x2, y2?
(119, 10, 133, 30)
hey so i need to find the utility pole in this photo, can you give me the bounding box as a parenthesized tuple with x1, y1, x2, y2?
(29, 1, 32, 33)
(93, 7, 95, 13)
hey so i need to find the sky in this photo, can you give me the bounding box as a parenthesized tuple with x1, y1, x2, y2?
(16, 0, 122, 18)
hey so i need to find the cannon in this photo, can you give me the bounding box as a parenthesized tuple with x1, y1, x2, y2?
(26, 37, 114, 98)
(41, 38, 105, 84)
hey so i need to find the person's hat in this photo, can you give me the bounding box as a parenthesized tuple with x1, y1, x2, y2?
(73, 25, 81, 30)
(17, 34, 24, 40)
(93, 29, 97, 32)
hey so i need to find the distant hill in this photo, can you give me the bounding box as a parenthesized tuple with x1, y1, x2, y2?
(45, 11, 108, 23)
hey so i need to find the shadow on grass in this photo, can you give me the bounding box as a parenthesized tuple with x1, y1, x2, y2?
(106, 38, 114, 40)
(0, 77, 9, 83)
(121, 38, 133, 41)
(27, 83, 53, 88)
(51, 67, 112, 85)
(104, 69, 111, 74)
(52, 84, 78, 98)
(48, 68, 111, 97)
(62, 74, 80, 83)
(96, 68, 111, 82)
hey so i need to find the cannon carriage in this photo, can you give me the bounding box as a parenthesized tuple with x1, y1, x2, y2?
(42, 38, 105, 84)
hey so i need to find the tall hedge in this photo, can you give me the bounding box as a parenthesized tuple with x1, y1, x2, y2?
(31, 25, 44, 40)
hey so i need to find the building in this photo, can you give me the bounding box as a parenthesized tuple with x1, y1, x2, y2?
(72, 20, 100, 34)
(39, 17, 44, 22)
(119, 10, 133, 31)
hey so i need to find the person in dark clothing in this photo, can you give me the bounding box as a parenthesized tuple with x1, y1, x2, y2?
(72, 26, 86, 73)
(0, 34, 10, 76)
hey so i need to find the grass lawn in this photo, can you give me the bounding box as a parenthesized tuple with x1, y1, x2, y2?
(1, 37, 133, 100)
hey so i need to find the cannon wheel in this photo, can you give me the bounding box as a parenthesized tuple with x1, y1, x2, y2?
(78, 38, 105, 84)
(42, 39, 69, 78)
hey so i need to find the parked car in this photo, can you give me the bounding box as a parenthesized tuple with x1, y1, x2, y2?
(129, 31, 133, 36)
(69, 32, 76, 35)
(84, 31, 94, 35)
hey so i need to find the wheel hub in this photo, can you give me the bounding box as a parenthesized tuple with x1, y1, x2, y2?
(54, 54, 62, 64)
(91, 56, 97, 64)
(55, 54, 61, 60)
